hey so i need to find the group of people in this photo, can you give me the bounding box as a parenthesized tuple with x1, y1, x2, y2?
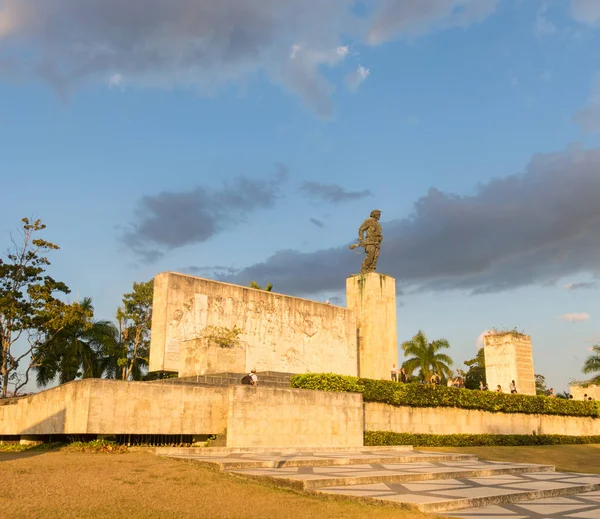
(390, 364, 408, 383)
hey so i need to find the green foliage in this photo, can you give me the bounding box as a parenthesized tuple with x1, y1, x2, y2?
(364, 431, 600, 447)
(290, 373, 365, 393)
(200, 325, 243, 348)
(401, 330, 453, 382)
(35, 298, 116, 387)
(249, 281, 273, 292)
(463, 348, 486, 390)
(535, 374, 548, 395)
(0, 218, 90, 397)
(290, 373, 600, 418)
(107, 280, 153, 381)
(65, 439, 127, 453)
(583, 345, 600, 385)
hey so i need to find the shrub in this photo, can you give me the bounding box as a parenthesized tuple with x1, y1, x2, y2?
(365, 431, 600, 447)
(289, 374, 600, 418)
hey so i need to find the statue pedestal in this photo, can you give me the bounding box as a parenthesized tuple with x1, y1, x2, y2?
(346, 273, 398, 380)
(483, 333, 536, 395)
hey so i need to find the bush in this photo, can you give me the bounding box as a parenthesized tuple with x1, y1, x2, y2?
(365, 431, 600, 447)
(64, 439, 127, 453)
(289, 374, 600, 418)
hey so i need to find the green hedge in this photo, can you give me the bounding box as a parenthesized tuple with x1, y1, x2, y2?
(365, 431, 600, 447)
(289, 373, 600, 418)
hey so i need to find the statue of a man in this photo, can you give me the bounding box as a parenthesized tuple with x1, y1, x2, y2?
(350, 209, 383, 274)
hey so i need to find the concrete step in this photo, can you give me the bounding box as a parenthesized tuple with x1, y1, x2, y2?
(161, 449, 477, 471)
(316, 471, 600, 513)
(230, 460, 555, 491)
(157, 445, 414, 456)
(442, 490, 600, 519)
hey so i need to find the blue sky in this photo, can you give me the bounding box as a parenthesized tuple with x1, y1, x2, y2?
(2, 0, 600, 392)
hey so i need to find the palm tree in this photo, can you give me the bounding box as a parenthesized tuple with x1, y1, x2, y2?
(583, 345, 600, 384)
(249, 281, 273, 291)
(35, 298, 116, 387)
(401, 330, 454, 382)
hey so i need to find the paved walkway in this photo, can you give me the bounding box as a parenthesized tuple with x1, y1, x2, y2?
(158, 447, 600, 516)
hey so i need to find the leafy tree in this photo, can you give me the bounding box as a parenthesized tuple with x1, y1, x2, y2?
(35, 298, 116, 386)
(249, 281, 273, 292)
(463, 348, 486, 390)
(535, 374, 548, 395)
(401, 330, 453, 382)
(0, 219, 91, 397)
(104, 280, 153, 381)
(582, 345, 600, 385)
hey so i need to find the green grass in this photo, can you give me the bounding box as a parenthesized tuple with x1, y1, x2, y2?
(424, 444, 600, 473)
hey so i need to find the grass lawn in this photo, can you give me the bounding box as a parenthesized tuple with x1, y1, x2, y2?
(424, 444, 600, 473)
(1, 449, 435, 519)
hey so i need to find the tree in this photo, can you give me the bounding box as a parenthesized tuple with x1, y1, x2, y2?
(535, 374, 548, 395)
(401, 330, 453, 382)
(104, 280, 153, 381)
(35, 298, 116, 386)
(582, 345, 600, 385)
(0, 218, 91, 397)
(463, 348, 486, 390)
(249, 281, 273, 292)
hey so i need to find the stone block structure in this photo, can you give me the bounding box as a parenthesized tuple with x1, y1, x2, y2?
(149, 272, 358, 377)
(569, 384, 600, 401)
(149, 271, 399, 380)
(346, 273, 398, 380)
(483, 332, 536, 395)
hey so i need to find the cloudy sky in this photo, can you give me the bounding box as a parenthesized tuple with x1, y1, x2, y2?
(2, 0, 600, 392)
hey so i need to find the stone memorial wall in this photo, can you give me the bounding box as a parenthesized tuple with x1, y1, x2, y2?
(149, 272, 358, 376)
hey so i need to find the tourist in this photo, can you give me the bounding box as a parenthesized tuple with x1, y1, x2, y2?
(496, 385, 502, 393)
(249, 369, 258, 387)
(391, 363, 398, 382)
(479, 380, 484, 391)
(569, 394, 574, 400)
(400, 367, 408, 383)
(548, 388, 555, 398)
(430, 371, 441, 385)
(483, 383, 489, 391)
(510, 380, 517, 394)
(584, 393, 588, 400)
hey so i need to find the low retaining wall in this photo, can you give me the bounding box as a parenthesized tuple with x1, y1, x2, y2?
(0, 381, 364, 448)
(226, 386, 363, 448)
(0, 379, 229, 436)
(365, 402, 600, 436)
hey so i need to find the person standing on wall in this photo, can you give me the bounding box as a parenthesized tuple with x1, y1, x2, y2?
(391, 363, 398, 382)
(400, 367, 408, 383)
(510, 380, 517, 394)
(250, 369, 258, 387)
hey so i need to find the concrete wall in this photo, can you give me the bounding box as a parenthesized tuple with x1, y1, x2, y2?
(570, 384, 600, 401)
(346, 273, 398, 380)
(149, 272, 358, 376)
(0, 379, 229, 435)
(226, 386, 364, 448)
(365, 402, 600, 436)
(484, 333, 536, 395)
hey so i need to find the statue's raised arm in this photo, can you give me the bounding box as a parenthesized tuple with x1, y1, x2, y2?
(349, 209, 382, 274)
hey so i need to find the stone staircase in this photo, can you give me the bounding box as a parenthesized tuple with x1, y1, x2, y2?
(156, 446, 600, 517)
(152, 371, 293, 389)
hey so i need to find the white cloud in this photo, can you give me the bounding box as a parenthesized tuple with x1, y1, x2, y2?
(571, 0, 600, 24)
(558, 312, 590, 322)
(535, 2, 557, 37)
(0, 0, 502, 116)
(108, 73, 124, 89)
(564, 282, 597, 290)
(345, 65, 370, 91)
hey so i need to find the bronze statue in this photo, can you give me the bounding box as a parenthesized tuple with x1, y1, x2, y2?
(349, 209, 383, 273)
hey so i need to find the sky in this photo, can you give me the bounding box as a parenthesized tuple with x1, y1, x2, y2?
(2, 0, 600, 393)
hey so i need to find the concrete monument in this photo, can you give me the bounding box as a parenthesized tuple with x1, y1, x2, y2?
(483, 331, 536, 395)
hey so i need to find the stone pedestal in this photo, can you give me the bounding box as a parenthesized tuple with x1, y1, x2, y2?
(483, 332, 535, 395)
(346, 273, 398, 380)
